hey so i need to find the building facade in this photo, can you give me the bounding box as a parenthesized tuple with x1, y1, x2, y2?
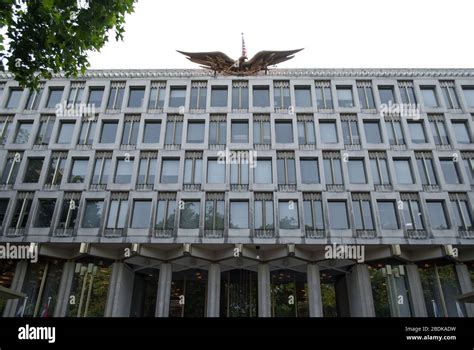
(0, 68, 473, 317)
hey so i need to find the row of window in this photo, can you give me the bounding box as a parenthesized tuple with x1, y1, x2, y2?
(1, 191, 471, 234)
(0, 113, 472, 148)
(2, 79, 474, 111)
(1, 150, 473, 188)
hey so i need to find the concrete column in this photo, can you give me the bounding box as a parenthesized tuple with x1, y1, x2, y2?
(347, 264, 375, 317)
(455, 263, 474, 317)
(206, 263, 221, 317)
(405, 264, 428, 317)
(307, 264, 323, 317)
(155, 263, 172, 317)
(53, 261, 75, 317)
(104, 262, 135, 317)
(3, 260, 28, 317)
(258, 264, 271, 317)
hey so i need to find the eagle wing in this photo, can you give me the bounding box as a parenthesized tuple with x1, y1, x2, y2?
(176, 50, 236, 71)
(243, 49, 304, 71)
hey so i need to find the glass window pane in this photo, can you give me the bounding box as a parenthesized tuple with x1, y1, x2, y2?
(128, 87, 145, 108)
(231, 121, 248, 143)
(69, 159, 88, 183)
(131, 201, 151, 228)
(320, 122, 337, 143)
(187, 122, 205, 143)
(88, 88, 104, 107)
(179, 201, 200, 229)
(143, 122, 161, 143)
(394, 160, 413, 184)
(207, 160, 225, 184)
(328, 202, 348, 229)
(408, 122, 426, 143)
(211, 86, 228, 107)
(100, 122, 118, 143)
(46, 88, 64, 108)
(348, 159, 366, 184)
(253, 86, 270, 107)
(364, 121, 382, 143)
(82, 200, 104, 228)
(378, 202, 399, 229)
(427, 202, 449, 229)
(230, 201, 249, 229)
(34, 199, 56, 227)
(254, 159, 272, 184)
(279, 201, 299, 229)
(421, 87, 438, 108)
(378, 87, 395, 105)
(161, 160, 179, 183)
(57, 122, 75, 144)
(295, 86, 312, 107)
(24, 158, 43, 183)
(15, 122, 33, 144)
(337, 87, 354, 107)
(275, 121, 293, 143)
(300, 159, 319, 184)
(440, 160, 461, 184)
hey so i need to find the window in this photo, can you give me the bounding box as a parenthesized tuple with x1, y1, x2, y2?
(400, 195, 424, 230)
(91, 154, 111, 186)
(190, 81, 207, 110)
(254, 194, 274, 230)
(205, 196, 225, 231)
(357, 82, 375, 109)
(14, 121, 33, 144)
(35, 115, 54, 145)
(211, 85, 228, 107)
(303, 194, 324, 230)
(69, 158, 89, 183)
(67, 82, 85, 107)
(10, 193, 33, 229)
(341, 117, 360, 145)
(385, 119, 405, 145)
(440, 82, 460, 109)
(315, 81, 333, 109)
(370, 153, 390, 185)
(364, 121, 383, 143)
(277, 153, 296, 185)
(143, 120, 161, 143)
(0, 116, 12, 145)
(78, 119, 97, 145)
(121, 116, 140, 146)
(275, 120, 293, 143)
(155, 195, 176, 230)
(114, 158, 133, 184)
(87, 87, 104, 108)
(25, 85, 44, 110)
(209, 116, 226, 145)
(377, 201, 399, 229)
(398, 82, 417, 105)
(440, 158, 461, 184)
(56, 121, 75, 144)
(429, 117, 450, 146)
(352, 195, 374, 230)
(232, 81, 249, 110)
(463, 156, 474, 185)
(393, 159, 414, 184)
(297, 117, 315, 145)
(300, 158, 319, 184)
(1, 153, 21, 185)
(348, 159, 367, 184)
(450, 194, 473, 231)
(161, 159, 179, 183)
(253, 85, 270, 107)
(187, 121, 205, 143)
(294, 86, 312, 107)
(99, 121, 118, 144)
(127, 87, 145, 108)
(231, 120, 248, 143)
(427, 201, 449, 229)
(169, 86, 186, 108)
(336, 86, 354, 107)
(131, 200, 152, 229)
(0, 198, 9, 226)
(137, 154, 157, 186)
(378, 86, 396, 105)
(328, 201, 349, 229)
(279, 200, 299, 229)
(229, 201, 248, 229)
(184, 154, 202, 185)
(253, 116, 271, 144)
(165, 116, 183, 145)
(416, 154, 438, 186)
(462, 86, 474, 108)
(253, 159, 272, 184)
(57, 193, 80, 229)
(5, 88, 23, 109)
(82, 200, 104, 228)
(230, 155, 249, 186)
(207, 159, 225, 184)
(452, 121, 471, 144)
(420, 86, 439, 108)
(323, 154, 343, 185)
(23, 158, 43, 183)
(34, 199, 56, 227)
(45, 152, 67, 186)
(319, 121, 338, 143)
(148, 82, 166, 110)
(179, 200, 200, 229)
(46, 87, 64, 108)
(107, 83, 125, 110)
(274, 81, 290, 109)
(106, 195, 128, 229)
(407, 121, 427, 144)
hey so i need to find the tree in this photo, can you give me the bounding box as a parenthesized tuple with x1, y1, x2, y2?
(0, 0, 136, 90)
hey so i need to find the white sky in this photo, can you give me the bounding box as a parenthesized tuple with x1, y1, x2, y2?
(88, 0, 474, 70)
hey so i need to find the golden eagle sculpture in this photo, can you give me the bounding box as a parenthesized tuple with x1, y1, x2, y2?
(177, 34, 303, 76)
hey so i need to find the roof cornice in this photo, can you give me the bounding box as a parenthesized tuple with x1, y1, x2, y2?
(1, 68, 474, 79)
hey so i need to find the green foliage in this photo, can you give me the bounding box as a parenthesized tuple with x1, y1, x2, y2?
(0, 0, 136, 90)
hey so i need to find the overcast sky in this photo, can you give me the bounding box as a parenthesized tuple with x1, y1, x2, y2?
(88, 0, 474, 70)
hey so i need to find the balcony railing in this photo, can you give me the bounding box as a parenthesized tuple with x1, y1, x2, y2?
(374, 184, 393, 192)
(326, 184, 344, 192)
(154, 228, 174, 238)
(5, 228, 25, 237)
(407, 230, 429, 239)
(356, 229, 377, 239)
(203, 229, 224, 238)
(254, 229, 275, 238)
(305, 229, 326, 238)
(183, 183, 201, 192)
(459, 230, 474, 239)
(54, 228, 74, 237)
(422, 184, 440, 192)
(231, 184, 249, 192)
(164, 144, 181, 150)
(278, 184, 296, 192)
(104, 228, 125, 238)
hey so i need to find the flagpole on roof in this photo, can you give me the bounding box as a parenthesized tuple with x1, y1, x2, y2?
(241, 33, 247, 58)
